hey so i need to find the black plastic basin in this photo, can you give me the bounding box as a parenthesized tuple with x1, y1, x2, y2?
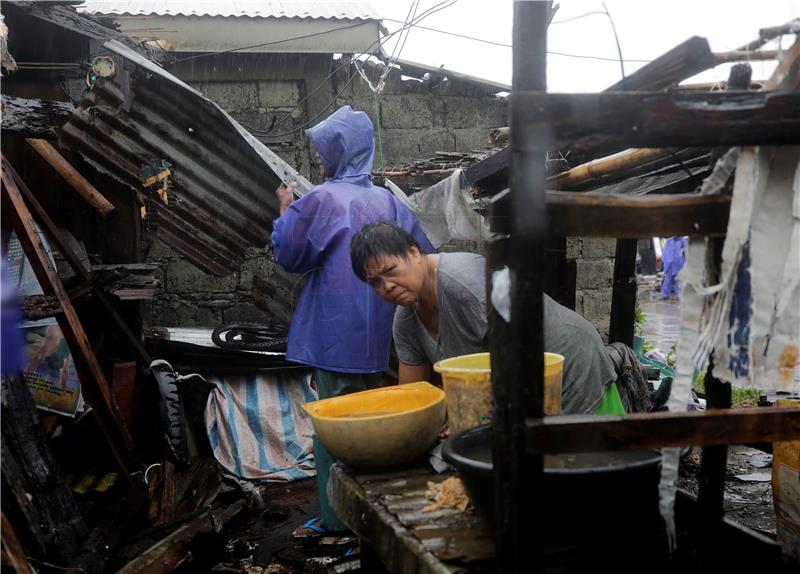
(442, 424, 668, 544)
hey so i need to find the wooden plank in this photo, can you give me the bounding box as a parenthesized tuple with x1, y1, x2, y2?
(0, 373, 86, 563)
(513, 91, 800, 153)
(1, 513, 35, 574)
(328, 466, 454, 574)
(148, 461, 177, 527)
(546, 191, 730, 237)
(499, 3, 551, 573)
(117, 499, 247, 574)
(0, 95, 74, 140)
(26, 139, 116, 217)
(1, 169, 134, 463)
(606, 36, 715, 91)
(608, 239, 637, 347)
(525, 406, 800, 454)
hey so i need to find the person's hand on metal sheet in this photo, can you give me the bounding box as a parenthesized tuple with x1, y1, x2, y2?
(276, 180, 297, 215)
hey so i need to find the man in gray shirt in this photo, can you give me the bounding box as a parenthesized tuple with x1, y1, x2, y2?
(350, 222, 617, 414)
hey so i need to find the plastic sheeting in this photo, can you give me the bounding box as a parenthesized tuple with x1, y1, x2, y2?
(385, 169, 490, 248)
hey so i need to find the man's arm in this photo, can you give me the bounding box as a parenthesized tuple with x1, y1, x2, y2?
(398, 361, 431, 384)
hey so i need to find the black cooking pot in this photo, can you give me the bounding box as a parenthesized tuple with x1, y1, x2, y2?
(442, 424, 670, 546)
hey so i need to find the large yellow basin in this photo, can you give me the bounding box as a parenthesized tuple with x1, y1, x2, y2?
(302, 382, 446, 469)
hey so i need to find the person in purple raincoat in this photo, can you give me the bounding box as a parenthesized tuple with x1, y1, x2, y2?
(271, 105, 433, 535)
(661, 236, 687, 299)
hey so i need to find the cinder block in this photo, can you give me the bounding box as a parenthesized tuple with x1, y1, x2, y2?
(381, 129, 455, 165)
(190, 81, 259, 113)
(566, 237, 582, 259)
(380, 96, 433, 129)
(165, 260, 236, 294)
(148, 298, 223, 327)
(256, 80, 301, 108)
(474, 98, 508, 127)
(453, 127, 490, 152)
(582, 238, 617, 259)
(576, 259, 614, 290)
(580, 289, 613, 332)
(443, 97, 478, 128)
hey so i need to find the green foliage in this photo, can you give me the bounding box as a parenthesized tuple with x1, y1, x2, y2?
(634, 306, 646, 337)
(693, 371, 762, 406)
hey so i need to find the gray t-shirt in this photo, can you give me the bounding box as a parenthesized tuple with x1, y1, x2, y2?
(393, 253, 616, 414)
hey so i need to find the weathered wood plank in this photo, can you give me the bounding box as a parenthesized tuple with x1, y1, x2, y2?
(330, 466, 494, 574)
(117, 499, 247, 574)
(544, 191, 730, 237)
(26, 138, 116, 217)
(0, 95, 74, 140)
(513, 91, 800, 153)
(525, 406, 800, 454)
(606, 36, 715, 91)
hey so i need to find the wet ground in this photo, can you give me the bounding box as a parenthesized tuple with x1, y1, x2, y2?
(637, 275, 681, 355)
(212, 478, 359, 573)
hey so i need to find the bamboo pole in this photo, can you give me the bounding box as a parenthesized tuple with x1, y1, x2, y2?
(25, 138, 115, 217)
(547, 147, 671, 189)
(713, 50, 779, 64)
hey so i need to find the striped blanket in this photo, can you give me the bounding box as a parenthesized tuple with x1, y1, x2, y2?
(204, 370, 318, 482)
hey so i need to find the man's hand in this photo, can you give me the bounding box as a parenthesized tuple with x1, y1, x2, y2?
(276, 181, 297, 216)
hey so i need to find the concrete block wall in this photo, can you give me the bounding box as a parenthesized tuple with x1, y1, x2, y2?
(567, 237, 616, 342)
(333, 64, 508, 168)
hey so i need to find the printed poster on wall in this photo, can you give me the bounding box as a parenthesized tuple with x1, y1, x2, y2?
(22, 323, 82, 416)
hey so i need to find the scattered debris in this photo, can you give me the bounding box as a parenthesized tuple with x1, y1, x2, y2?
(735, 473, 773, 482)
(423, 476, 471, 513)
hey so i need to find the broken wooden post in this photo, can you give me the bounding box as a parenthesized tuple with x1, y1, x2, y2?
(1, 168, 133, 472)
(1, 374, 86, 563)
(25, 138, 116, 217)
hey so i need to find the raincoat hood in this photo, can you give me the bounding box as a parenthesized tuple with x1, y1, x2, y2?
(308, 106, 375, 186)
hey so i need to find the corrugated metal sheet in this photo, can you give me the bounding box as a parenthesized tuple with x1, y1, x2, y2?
(61, 39, 311, 278)
(79, 1, 380, 20)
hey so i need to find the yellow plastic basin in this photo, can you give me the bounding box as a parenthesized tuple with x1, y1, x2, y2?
(433, 352, 565, 434)
(302, 382, 446, 469)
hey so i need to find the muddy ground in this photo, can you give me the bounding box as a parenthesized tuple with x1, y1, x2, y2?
(678, 444, 777, 536)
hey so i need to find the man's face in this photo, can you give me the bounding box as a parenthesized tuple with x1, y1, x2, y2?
(364, 248, 424, 306)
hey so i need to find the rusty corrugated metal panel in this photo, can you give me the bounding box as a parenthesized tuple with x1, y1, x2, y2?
(61, 39, 311, 277)
(80, 1, 380, 20)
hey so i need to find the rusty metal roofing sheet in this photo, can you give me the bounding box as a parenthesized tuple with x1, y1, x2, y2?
(79, 1, 380, 20)
(61, 39, 311, 277)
